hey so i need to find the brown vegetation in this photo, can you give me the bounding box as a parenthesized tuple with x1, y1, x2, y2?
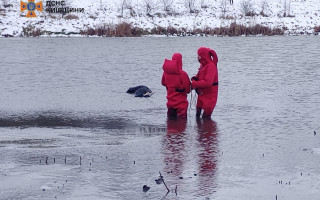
(64, 14, 79, 20)
(80, 22, 284, 37)
(22, 25, 42, 37)
(80, 22, 144, 37)
(16, 22, 288, 37)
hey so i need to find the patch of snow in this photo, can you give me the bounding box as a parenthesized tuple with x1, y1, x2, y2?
(0, 0, 319, 36)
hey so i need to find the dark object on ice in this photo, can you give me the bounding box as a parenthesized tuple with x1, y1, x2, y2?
(127, 85, 153, 97)
(314, 131, 316, 136)
(179, 176, 183, 179)
(155, 178, 162, 184)
(143, 185, 150, 192)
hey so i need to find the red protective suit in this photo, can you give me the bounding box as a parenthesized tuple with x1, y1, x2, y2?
(191, 47, 218, 118)
(162, 53, 191, 118)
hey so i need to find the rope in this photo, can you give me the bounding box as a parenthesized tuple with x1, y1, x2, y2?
(188, 90, 198, 117)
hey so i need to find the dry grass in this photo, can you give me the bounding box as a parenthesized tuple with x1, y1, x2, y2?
(81, 22, 144, 37)
(314, 26, 320, 33)
(80, 22, 285, 37)
(150, 26, 167, 35)
(201, 22, 284, 36)
(22, 25, 43, 37)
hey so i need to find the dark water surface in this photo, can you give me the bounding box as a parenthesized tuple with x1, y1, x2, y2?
(0, 36, 320, 200)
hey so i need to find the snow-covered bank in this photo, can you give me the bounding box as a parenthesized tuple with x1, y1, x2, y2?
(0, 0, 320, 37)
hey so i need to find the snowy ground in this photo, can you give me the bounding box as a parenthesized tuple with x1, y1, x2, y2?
(0, 0, 320, 37)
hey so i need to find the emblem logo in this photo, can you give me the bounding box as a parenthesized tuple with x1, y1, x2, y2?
(20, 0, 43, 17)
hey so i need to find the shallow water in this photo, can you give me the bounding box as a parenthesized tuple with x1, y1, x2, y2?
(0, 36, 320, 200)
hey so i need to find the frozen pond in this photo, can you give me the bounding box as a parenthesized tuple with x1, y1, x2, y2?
(0, 36, 320, 199)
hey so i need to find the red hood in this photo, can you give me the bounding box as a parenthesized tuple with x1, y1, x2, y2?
(172, 53, 182, 71)
(163, 53, 183, 74)
(198, 47, 218, 66)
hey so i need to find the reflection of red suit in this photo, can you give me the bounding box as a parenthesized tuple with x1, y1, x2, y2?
(196, 118, 218, 195)
(163, 118, 187, 176)
(191, 47, 218, 118)
(162, 53, 191, 118)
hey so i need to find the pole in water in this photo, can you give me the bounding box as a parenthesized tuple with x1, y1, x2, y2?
(46, 157, 48, 164)
(65, 156, 66, 165)
(276, 195, 277, 200)
(80, 156, 82, 165)
(159, 171, 170, 194)
(175, 185, 177, 196)
(54, 158, 55, 163)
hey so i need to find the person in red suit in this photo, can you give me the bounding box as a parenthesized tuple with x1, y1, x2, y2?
(191, 47, 218, 118)
(162, 53, 191, 118)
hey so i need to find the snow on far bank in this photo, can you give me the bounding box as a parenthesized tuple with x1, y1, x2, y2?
(0, 0, 320, 37)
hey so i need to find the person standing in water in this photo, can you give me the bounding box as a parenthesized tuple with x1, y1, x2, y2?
(191, 47, 218, 118)
(162, 53, 191, 118)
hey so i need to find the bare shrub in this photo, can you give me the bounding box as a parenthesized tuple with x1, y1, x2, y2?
(283, 0, 292, 17)
(161, 0, 174, 11)
(2, 0, 13, 8)
(167, 26, 178, 35)
(143, 0, 155, 15)
(130, 27, 144, 36)
(89, 15, 97, 20)
(185, 0, 196, 13)
(115, 22, 132, 36)
(259, 0, 269, 17)
(206, 22, 284, 36)
(221, 15, 234, 20)
(201, 0, 208, 9)
(64, 14, 79, 20)
(192, 28, 203, 35)
(22, 25, 42, 37)
(80, 22, 285, 37)
(119, 0, 132, 17)
(219, 0, 228, 17)
(314, 26, 320, 33)
(48, 14, 57, 19)
(1, 0, 9, 5)
(240, 0, 255, 16)
(150, 26, 167, 34)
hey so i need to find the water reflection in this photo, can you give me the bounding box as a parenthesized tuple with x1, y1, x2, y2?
(163, 118, 187, 176)
(162, 118, 219, 198)
(196, 118, 219, 196)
